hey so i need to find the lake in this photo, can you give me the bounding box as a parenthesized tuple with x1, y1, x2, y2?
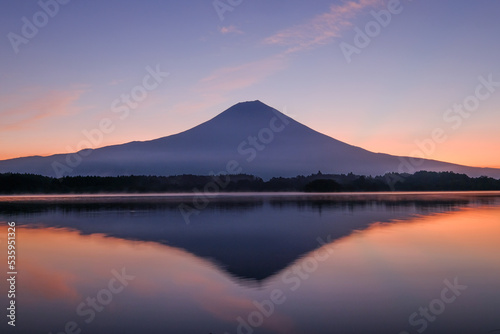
(1, 192, 499, 334)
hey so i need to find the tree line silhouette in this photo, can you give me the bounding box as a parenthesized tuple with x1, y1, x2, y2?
(0, 171, 499, 194)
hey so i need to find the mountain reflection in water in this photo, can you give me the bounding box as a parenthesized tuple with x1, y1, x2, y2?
(0, 192, 499, 334)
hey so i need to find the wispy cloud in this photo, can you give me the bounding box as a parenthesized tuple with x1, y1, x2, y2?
(199, 55, 288, 93)
(265, 0, 383, 53)
(219, 25, 244, 35)
(0, 88, 86, 130)
(172, 55, 288, 114)
(175, 0, 382, 115)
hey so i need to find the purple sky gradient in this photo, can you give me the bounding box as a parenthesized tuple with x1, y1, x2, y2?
(1, 0, 499, 167)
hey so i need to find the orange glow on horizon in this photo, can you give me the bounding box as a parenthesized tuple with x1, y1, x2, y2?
(1, 136, 499, 170)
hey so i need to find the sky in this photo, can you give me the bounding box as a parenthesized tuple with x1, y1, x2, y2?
(1, 0, 499, 168)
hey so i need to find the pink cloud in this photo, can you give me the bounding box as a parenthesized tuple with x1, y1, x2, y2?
(198, 55, 288, 93)
(219, 25, 244, 35)
(172, 1, 384, 116)
(173, 0, 384, 116)
(0, 88, 86, 131)
(171, 55, 288, 115)
(264, 0, 384, 53)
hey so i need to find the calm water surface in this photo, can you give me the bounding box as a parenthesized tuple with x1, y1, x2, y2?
(0, 192, 499, 334)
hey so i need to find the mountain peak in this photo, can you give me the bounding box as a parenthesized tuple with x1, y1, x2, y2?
(1, 100, 500, 179)
(213, 100, 286, 123)
(233, 100, 266, 107)
(224, 100, 271, 112)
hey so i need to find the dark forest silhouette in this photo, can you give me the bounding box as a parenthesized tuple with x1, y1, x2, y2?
(1, 171, 499, 194)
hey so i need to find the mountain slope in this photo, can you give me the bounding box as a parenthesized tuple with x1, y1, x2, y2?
(1, 100, 499, 179)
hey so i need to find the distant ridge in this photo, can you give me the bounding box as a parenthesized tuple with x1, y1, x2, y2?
(1, 100, 499, 179)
